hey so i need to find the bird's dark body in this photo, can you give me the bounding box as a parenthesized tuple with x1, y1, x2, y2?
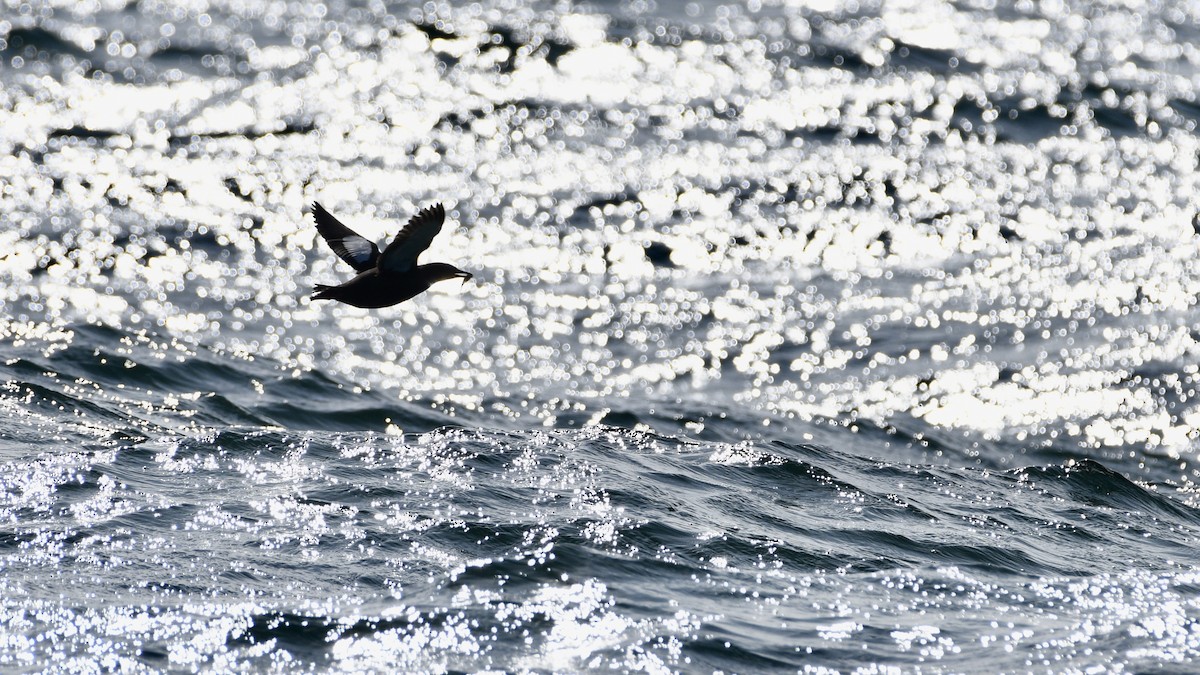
(309, 202, 470, 309)
(313, 263, 463, 308)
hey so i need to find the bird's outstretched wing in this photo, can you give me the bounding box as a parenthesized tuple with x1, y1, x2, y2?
(312, 202, 380, 273)
(378, 203, 446, 274)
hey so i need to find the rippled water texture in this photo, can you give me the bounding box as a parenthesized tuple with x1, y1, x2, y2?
(4, 0, 1200, 671)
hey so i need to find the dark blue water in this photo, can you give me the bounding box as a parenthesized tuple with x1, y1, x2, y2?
(4, 0, 1200, 671)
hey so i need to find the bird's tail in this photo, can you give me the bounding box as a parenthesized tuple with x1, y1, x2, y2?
(312, 284, 335, 300)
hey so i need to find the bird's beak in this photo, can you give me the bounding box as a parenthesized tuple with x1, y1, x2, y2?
(458, 271, 473, 286)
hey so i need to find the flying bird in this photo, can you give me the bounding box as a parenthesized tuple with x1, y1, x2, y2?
(310, 202, 472, 308)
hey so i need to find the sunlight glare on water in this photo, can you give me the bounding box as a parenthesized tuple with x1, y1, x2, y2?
(3, 0, 1200, 671)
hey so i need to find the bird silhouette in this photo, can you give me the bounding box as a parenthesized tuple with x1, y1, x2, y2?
(310, 202, 472, 308)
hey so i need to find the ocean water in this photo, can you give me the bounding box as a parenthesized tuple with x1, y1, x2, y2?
(3, 0, 1200, 671)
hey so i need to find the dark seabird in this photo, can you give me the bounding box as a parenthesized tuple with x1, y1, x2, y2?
(311, 202, 472, 308)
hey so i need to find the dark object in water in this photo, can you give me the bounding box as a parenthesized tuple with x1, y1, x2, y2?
(644, 241, 675, 267)
(311, 202, 472, 308)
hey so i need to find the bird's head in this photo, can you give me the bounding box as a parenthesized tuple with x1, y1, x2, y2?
(422, 263, 473, 286)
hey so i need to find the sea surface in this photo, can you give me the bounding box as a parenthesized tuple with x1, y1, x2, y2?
(3, 0, 1200, 672)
